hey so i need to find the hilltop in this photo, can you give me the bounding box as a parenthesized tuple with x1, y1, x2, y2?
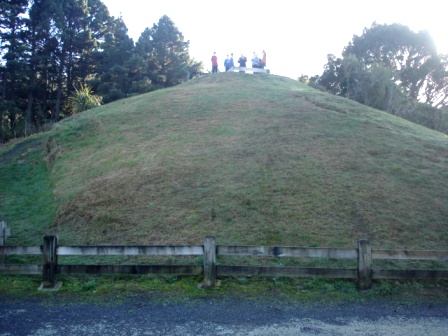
(1, 73, 447, 249)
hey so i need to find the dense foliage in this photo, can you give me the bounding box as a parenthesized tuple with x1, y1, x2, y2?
(0, 0, 202, 143)
(303, 23, 448, 134)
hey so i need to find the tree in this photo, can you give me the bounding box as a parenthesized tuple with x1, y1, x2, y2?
(135, 15, 202, 89)
(343, 22, 448, 107)
(51, 0, 111, 120)
(72, 0, 112, 84)
(421, 54, 448, 108)
(93, 16, 135, 103)
(316, 54, 344, 96)
(317, 53, 410, 115)
(310, 23, 448, 134)
(26, 0, 59, 128)
(0, 0, 29, 140)
(0, 7, 204, 143)
(0, 0, 29, 100)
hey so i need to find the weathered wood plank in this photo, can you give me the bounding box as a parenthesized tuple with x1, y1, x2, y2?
(0, 264, 42, 274)
(58, 245, 204, 256)
(58, 264, 203, 275)
(0, 220, 8, 246)
(0, 246, 42, 255)
(217, 245, 357, 259)
(373, 269, 448, 280)
(202, 236, 216, 288)
(42, 235, 58, 288)
(217, 265, 357, 279)
(372, 249, 448, 261)
(357, 239, 372, 289)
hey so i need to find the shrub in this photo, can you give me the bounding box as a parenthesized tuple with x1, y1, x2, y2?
(68, 84, 103, 115)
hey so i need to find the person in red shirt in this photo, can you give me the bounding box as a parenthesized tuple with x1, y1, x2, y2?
(261, 50, 266, 68)
(211, 52, 218, 73)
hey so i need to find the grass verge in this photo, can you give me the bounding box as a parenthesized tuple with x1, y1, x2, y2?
(0, 275, 447, 306)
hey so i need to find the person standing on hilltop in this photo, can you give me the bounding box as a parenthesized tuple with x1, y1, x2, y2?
(211, 52, 218, 73)
(261, 50, 266, 68)
(238, 53, 247, 73)
(224, 55, 231, 71)
(238, 53, 247, 67)
(251, 52, 260, 68)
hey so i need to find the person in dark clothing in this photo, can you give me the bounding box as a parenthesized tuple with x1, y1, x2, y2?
(238, 54, 247, 67)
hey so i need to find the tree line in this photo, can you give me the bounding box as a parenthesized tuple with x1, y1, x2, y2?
(300, 23, 448, 134)
(2, 3, 448, 144)
(0, 0, 202, 143)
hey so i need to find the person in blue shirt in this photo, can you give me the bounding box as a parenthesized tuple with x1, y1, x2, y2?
(224, 55, 231, 71)
(251, 52, 260, 68)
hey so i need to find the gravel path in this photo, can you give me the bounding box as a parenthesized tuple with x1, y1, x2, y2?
(0, 139, 41, 164)
(1, 295, 447, 335)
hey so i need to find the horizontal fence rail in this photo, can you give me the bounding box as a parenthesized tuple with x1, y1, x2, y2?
(217, 246, 358, 258)
(58, 264, 203, 276)
(372, 250, 448, 261)
(0, 246, 42, 255)
(0, 264, 42, 275)
(372, 269, 448, 280)
(217, 266, 357, 279)
(57, 245, 204, 256)
(1, 236, 447, 290)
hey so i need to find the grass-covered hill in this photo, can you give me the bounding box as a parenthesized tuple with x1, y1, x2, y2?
(1, 73, 447, 249)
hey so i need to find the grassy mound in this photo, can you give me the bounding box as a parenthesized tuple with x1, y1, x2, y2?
(1, 73, 447, 249)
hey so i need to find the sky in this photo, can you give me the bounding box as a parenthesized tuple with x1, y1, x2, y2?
(101, 0, 448, 80)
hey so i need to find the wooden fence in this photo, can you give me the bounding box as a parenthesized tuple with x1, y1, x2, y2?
(1, 235, 447, 290)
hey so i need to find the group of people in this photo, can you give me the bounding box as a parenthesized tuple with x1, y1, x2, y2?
(251, 51, 267, 69)
(210, 50, 266, 73)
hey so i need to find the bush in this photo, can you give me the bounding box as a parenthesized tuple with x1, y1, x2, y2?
(103, 89, 126, 104)
(395, 103, 448, 135)
(68, 84, 103, 114)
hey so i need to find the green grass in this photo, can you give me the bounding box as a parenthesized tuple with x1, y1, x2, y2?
(1, 72, 448, 297)
(0, 136, 57, 245)
(0, 274, 447, 306)
(1, 73, 448, 247)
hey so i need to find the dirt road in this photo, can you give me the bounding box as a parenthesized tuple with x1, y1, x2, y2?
(1, 295, 447, 335)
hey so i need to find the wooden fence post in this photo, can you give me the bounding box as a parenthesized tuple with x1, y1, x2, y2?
(0, 221, 6, 246)
(42, 235, 59, 289)
(357, 239, 372, 289)
(1, 221, 6, 263)
(0, 220, 11, 246)
(202, 236, 216, 289)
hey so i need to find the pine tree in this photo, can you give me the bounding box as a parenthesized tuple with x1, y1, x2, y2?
(94, 16, 135, 102)
(36, 0, 112, 121)
(27, 0, 59, 127)
(136, 15, 202, 88)
(0, 0, 29, 141)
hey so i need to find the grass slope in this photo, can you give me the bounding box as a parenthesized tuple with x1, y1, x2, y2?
(1, 73, 448, 251)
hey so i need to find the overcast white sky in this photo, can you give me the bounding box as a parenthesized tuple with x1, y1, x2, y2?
(101, 0, 448, 79)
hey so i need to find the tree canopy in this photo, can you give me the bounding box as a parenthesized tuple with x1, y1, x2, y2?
(314, 23, 448, 109)
(0, 1, 203, 143)
(306, 23, 448, 134)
